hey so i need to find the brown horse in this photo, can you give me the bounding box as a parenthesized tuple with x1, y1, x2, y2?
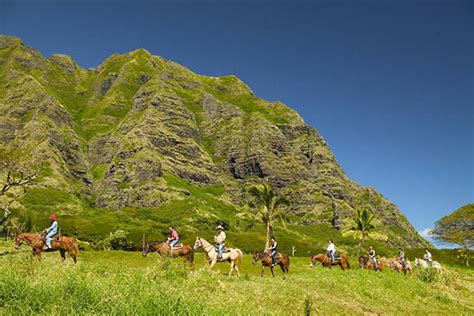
(390, 259, 412, 275)
(252, 251, 290, 277)
(15, 232, 78, 263)
(142, 240, 194, 265)
(310, 253, 350, 271)
(359, 256, 383, 272)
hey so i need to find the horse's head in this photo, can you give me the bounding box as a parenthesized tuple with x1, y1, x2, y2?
(310, 253, 325, 268)
(193, 237, 202, 250)
(252, 251, 261, 265)
(142, 242, 150, 257)
(358, 256, 367, 268)
(414, 258, 420, 266)
(14, 234, 24, 249)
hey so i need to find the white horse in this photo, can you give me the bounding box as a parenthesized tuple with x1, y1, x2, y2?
(193, 237, 243, 277)
(414, 257, 442, 271)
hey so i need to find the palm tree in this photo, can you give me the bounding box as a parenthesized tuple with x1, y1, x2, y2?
(248, 182, 290, 250)
(343, 208, 382, 257)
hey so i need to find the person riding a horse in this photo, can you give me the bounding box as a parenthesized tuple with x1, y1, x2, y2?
(368, 246, 378, 271)
(397, 248, 406, 269)
(423, 249, 432, 266)
(166, 226, 179, 255)
(269, 236, 278, 266)
(44, 215, 58, 250)
(214, 225, 226, 260)
(327, 239, 336, 263)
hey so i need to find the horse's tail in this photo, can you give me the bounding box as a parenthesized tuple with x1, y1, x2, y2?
(346, 256, 351, 269)
(236, 249, 243, 266)
(71, 237, 79, 255)
(188, 248, 195, 264)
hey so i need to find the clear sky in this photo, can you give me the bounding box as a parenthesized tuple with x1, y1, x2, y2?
(1, 0, 473, 238)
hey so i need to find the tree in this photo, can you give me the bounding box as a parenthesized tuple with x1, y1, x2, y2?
(431, 204, 473, 267)
(0, 145, 38, 226)
(248, 182, 290, 250)
(343, 208, 384, 257)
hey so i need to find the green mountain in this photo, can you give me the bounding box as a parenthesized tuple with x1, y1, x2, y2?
(0, 35, 428, 251)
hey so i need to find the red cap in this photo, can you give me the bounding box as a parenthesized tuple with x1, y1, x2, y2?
(49, 215, 57, 221)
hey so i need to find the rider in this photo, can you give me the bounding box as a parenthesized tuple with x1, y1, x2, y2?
(368, 245, 378, 270)
(269, 236, 278, 266)
(44, 215, 58, 249)
(214, 225, 226, 260)
(166, 226, 179, 254)
(327, 239, 336, 263)
(423, 249, 433, 265)
(397, 248, 406, 269)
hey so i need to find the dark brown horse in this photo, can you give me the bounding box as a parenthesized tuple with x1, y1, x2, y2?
(252, 251, 290, 277)
(310, 253, 350, 271)
(359, 256, 383, 272)
(15, 232, 78, 263)
(142, 240, 194, 265)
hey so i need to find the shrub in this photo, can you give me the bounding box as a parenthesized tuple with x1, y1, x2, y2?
(96, 229, 132, 250)
(414, 267, 438, 283)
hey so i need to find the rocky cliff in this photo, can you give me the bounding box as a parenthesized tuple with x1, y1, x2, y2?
(0, 35, 427, 250)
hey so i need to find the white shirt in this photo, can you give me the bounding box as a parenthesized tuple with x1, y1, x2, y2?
(424, 251, 432, 260)
(327, 243, 335, 252)
(214, 231, 226, 244)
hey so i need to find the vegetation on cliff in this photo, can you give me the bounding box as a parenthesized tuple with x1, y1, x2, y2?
(0, 35, 428, 250)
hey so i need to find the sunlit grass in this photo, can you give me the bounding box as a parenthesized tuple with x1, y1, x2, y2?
(0, 244, 472, 315)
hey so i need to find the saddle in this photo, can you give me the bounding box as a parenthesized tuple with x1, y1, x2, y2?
(215, 246, 230, 253)
(171, 243, 183, 250)
(42, 233, 61, 242)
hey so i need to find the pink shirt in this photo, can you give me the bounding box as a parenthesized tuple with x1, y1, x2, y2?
(170, 230, 178, 240)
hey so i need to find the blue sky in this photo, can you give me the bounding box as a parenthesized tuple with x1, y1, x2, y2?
(1, 0, 473, 239)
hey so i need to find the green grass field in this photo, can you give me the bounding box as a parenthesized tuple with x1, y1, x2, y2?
(0, 241, 472, 315)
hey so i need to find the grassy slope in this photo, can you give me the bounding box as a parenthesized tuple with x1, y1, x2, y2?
(0, 242, 472, 315)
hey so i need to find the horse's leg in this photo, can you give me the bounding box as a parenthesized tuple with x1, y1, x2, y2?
(209, 259, 217, 271)
(60, 249, 66, 262)
(229, 261, 235, 277)
(340, 262, 344, 271)
(270, 266, 275, 277)
(280, 263, 285, 273)
(234, 262, 240, 277)
(261, 265, 265, 277)
(34, 248, 42, 261)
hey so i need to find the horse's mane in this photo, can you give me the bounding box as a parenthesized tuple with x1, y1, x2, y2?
(19, 232, 41, 239)
(147, 241, 163, 246)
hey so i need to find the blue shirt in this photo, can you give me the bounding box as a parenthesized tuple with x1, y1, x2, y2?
(47, 221, 58, 235)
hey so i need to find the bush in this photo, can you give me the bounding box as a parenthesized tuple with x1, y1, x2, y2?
(109, 229, 132, 250)
(95, 229, 132, 250)
(414, 267, 439, 283)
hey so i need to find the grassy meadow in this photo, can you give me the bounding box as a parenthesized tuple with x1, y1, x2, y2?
(0, 241, 472, 315)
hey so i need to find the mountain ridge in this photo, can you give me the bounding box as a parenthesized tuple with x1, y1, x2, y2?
(0, 35, 428, 251)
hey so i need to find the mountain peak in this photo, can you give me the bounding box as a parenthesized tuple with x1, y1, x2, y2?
(0, 35, 24, 48)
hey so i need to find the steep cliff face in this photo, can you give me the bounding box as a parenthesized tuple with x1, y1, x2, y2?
(0, 35, 427, 249)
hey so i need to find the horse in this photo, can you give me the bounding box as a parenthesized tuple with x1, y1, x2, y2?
(15, 232, 78, 263)
(252, 251, 290, 277)
(390, 259, 412, 275)
(414, 258, 442, 271)
(310, 253, 350, 271)
(378, 257, 392, 267)
(193, 237, 243, 277)
(359, 256, 383, 272)
(142, 239, 194, 265)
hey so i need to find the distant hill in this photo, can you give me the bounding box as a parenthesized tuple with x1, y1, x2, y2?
(0, 35, 428, 251)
